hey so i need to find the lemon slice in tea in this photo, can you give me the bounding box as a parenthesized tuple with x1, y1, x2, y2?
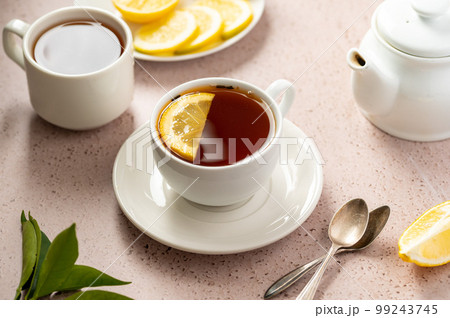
(159, 93, 215, 162)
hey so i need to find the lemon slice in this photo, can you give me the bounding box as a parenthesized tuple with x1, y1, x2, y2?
(176, 6, 223, 54)
(112, 0, 179, 24)
(134, 10, 198, 54)
(195, 0, 253, 39)
(159, 93, 215, 161)
(398, 201, 450, 267)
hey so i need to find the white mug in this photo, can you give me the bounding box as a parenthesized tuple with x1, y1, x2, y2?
(150, 77, 295, 206)
(2, 7, 134, 130)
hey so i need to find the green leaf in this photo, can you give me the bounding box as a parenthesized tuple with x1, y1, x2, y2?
(65, 290, 133, 300)
(56, 265, 130, 292)
(24, 216, 51, 299)
(32, 224, 78, 299)
(20, 211, 27, 224)
(15, 214, 38, 300)
(18, 212, 36, 294)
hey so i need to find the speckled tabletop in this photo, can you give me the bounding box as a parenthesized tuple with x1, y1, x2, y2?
(1, 0, 449, 300)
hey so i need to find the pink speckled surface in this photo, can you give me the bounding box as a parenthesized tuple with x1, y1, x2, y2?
(1, 0, 449, 300)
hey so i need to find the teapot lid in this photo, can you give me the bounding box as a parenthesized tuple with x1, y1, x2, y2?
(377, 0, 450, 58)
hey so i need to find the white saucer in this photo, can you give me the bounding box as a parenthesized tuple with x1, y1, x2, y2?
(112, 120, 323, 254)
(75, 0, 265, 62)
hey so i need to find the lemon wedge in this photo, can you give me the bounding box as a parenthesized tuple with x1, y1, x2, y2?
(159, 93, 215, 162)
(398, 201, 450, 267)
(195, 0, 253, 39)
(134, 10, 198, 54)
(112, 0, 179, 24)
(176, 6, 223, 54)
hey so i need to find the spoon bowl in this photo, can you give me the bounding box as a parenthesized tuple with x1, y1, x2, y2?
(350, 205, 390, 250)
(329, 198, 369, 246)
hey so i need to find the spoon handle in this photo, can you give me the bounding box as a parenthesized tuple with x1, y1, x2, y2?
(296, 244, 339, 300)
(264, 255, 326, 299)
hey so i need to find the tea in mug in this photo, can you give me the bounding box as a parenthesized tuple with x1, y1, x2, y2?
(33, 21, 123, 75)
(158, 86, 272, 166)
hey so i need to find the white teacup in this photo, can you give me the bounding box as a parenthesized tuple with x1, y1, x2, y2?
(2, 7, 134, 130)
(151, 77, 295, 206)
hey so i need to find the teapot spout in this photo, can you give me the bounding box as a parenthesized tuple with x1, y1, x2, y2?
(347, 48, 368, 70)
(347, 48, 398, 116)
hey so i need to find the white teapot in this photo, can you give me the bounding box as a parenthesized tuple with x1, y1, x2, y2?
(347, 0, 450, 141)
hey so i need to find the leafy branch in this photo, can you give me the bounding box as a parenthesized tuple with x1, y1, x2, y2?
(15, 211, 132, 300)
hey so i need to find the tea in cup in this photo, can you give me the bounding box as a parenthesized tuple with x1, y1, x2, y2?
(151, 77, 295, 206)
(34, 20, 123, 75)
(158, 85, 274, 166)
(3, 7, 134, 130)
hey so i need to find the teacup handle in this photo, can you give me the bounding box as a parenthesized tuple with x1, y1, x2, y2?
(266, 79, 295, 117)
(3, 19, 30, 70)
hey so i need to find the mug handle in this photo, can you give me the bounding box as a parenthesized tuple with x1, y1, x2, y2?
(265, 79, 295, 117)
(3, 19, 30, 70)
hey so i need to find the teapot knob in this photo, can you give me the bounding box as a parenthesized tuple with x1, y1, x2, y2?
(412, 0, 450, 18)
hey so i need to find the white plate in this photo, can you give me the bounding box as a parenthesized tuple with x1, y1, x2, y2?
(74, 0, 265, 62)
(112, 120, 323, 254)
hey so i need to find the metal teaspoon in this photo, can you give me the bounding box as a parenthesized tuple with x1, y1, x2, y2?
(296, 198, 369, 300)
(264, 205, 390, 299)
